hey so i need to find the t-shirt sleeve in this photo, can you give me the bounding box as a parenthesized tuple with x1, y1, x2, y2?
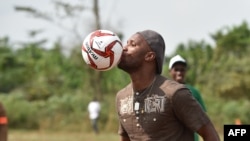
(118, 121, 129, 137)
(172, 88, 210, 131)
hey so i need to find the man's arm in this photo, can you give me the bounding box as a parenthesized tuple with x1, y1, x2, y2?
(0, 103, 8, 141)
(197, 121, 220, 141)
(120, 136, 130, 141)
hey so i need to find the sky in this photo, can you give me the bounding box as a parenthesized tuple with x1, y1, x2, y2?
(1, 0, 250, 56)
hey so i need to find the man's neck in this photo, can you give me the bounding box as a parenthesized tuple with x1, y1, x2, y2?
(130, 74, 157, 92)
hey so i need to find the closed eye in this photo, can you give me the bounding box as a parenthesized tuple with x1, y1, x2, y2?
(127, 40, 136, 47)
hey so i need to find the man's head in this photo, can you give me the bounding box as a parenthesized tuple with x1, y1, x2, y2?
(137, 30, 165, 74)
(169, 55, 187, 83)
(118, 30, 165, 74)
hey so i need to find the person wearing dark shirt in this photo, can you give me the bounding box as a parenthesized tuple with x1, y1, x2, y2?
(115, 29, 220, 141)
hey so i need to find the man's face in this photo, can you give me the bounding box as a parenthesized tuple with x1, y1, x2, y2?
(118, 33, 151, 73)
(169, 62, 187, 83)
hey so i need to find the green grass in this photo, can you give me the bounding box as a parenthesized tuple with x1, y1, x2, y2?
(8, 130, 223, 141)
(8, 130, 119, 141)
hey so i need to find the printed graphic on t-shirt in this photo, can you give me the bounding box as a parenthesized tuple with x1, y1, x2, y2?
(119, 94, 165, 115)
(144, 95, 165, 113)
(120, 95, 133, 114)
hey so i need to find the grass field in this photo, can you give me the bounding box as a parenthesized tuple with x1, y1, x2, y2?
(8, 130, 119, 141)
(8, 130, 223, 141)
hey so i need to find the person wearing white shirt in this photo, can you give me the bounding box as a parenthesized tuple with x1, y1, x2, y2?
(88, 97, 101, 134)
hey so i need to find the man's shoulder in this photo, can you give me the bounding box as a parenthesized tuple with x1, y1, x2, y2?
(116, 83, 132, 98)
(157, 75, 187, 97)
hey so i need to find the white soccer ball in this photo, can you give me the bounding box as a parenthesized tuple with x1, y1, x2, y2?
(81, 29, 123, 71)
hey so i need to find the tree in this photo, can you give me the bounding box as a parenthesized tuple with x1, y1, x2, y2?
(211, 21, 250, 59)
(206, 21, 250, 99)
(0, 37, 25, 92)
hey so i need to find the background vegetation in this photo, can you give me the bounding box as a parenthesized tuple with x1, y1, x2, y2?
(0, 0, 250, 139)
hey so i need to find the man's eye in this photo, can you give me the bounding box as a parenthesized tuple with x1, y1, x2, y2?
(131, 43, 136, 46)
(174, 68, 185, 72)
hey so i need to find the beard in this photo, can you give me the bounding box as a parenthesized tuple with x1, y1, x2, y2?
(118, 55, 142, 73)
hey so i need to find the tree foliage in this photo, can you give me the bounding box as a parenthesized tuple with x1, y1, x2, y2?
(211, 21, 250, 58)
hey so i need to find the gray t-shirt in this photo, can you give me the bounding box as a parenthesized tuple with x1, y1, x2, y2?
(115, 75, 210, 141)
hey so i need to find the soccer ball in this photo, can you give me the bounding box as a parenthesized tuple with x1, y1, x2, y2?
(81, 29, 123, 71)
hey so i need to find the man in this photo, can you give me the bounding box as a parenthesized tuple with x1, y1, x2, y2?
(0, 102, 8, 141)
(169, 54, 207, 141)
(116, 29, 220, 141)
(88, 97, 101, 134)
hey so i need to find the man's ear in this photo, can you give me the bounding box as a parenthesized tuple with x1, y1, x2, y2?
(145, 51, 156, 61)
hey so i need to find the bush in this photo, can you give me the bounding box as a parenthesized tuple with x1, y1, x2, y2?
(1, 93, 39, 129)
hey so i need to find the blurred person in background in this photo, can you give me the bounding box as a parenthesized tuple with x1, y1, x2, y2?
(0, 102, 8, 141)
(169, 54, 207, 141)
(88, 97, 101, 134)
